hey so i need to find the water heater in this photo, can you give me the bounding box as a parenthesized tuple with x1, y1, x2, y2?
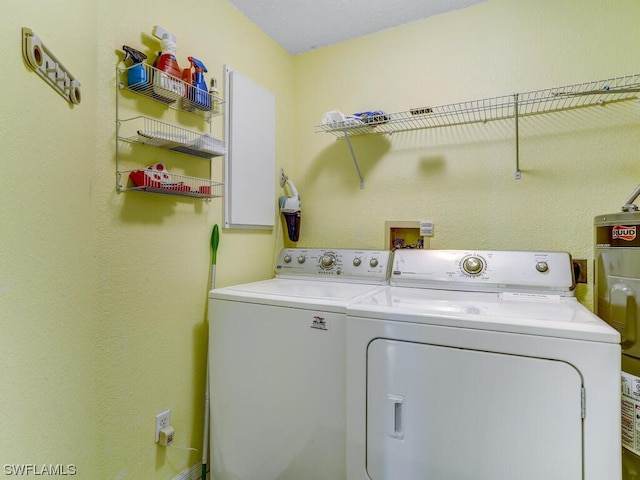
(596, 208, 640, 480)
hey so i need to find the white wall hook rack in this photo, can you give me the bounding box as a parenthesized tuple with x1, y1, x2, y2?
(22, 27, 81, 105)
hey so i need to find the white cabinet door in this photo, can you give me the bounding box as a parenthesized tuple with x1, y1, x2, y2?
(210, 300, 346, 480)
(367, 339, 583, 480)
(224, 66, 276, 230)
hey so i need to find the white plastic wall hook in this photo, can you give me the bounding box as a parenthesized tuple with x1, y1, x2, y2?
(22, 27, 81, 105)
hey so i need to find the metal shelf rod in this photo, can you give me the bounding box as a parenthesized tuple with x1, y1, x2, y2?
(514, 93, 521, 180)
(343, 130, 364, 189)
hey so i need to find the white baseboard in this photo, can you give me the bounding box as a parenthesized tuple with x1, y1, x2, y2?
(172, 463, 203, 480)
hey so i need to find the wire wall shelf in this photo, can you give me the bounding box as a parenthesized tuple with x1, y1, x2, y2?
(316, 73, 640, 137)
(315, 73, 640, 186)
(118, 169, 224, 199)
(118, 116, 226, 159)
(117, 64, 224, 122)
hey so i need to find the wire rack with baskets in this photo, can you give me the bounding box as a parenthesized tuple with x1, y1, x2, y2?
(116, 61, 225, 200)
(315, 72, 640, 186)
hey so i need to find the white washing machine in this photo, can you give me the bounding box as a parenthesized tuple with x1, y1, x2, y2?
(208, 248, 391, 480)
(346, 249, 621, 480)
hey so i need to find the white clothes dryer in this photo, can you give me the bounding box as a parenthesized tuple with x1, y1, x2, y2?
(209, 248, 391, 480)
(346, 249, 621, 480)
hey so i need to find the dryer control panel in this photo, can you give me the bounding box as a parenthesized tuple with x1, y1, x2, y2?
(275, 248, 391, 284)
(391, 249, 575, 295)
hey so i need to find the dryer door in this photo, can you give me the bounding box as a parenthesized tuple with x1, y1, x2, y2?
(367, 339, 583, 480)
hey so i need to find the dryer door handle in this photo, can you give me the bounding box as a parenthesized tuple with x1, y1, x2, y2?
(386, 394, 404, 440)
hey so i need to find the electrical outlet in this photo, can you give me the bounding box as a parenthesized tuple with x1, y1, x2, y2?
(573, 259, 588, 284)
(155, 409, 171, 443)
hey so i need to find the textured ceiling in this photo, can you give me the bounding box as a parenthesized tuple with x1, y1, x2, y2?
(227, 0, 488, 54)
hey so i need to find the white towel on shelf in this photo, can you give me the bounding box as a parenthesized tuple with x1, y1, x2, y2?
(322, 110, 363, 127)
(322, 110, 345, 125)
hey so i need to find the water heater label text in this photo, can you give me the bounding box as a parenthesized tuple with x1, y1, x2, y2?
(612, 225, 637, 241)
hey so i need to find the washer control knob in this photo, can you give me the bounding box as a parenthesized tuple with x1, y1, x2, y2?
(353, 257, 362, 267)
(297, 255, 306, 264)
(321, 254, 336, 269)
(536, 261, 549, 273)
(462, 256, 484, 276)
(283, 255, 292, 264)
(370, 258, 379, 268)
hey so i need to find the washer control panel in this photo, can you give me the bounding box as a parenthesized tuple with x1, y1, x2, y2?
(276, 248, 391, 283)
(391, 249, 575, 294)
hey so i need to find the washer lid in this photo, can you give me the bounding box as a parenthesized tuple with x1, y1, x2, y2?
(347, 286, 620, 343)
(210, 278, 386, 312)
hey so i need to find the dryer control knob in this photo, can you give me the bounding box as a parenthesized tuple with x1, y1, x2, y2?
(536, 261, 549, 273)
(462, 256, 484, 275)
(297, 255, 306, 264)
(353, 257, 362, 267)
(321, 254, 336, 269)
(283, 255, 292, 263)
(370, 258, 379, 268)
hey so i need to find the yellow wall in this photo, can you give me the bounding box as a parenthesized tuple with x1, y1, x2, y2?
(294, 0, 640, 307)
(2, 0, 293, 478)
(1, 1, 100, 476)
(2, 0, 640, 478)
